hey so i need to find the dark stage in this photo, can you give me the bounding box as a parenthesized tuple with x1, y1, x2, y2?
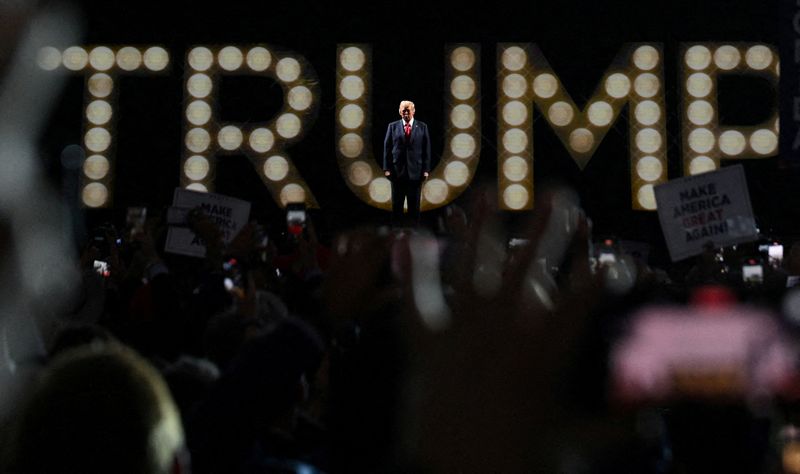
(36, 0, 793, 260)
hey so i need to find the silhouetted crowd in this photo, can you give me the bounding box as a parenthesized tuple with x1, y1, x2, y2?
(3, 186, 800, 474)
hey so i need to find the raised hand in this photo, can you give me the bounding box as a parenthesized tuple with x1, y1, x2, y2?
(394, 187, 603, 473)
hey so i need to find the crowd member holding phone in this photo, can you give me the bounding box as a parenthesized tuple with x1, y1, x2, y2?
(383, 100, 431, 227)
(286, 203, 307, 237)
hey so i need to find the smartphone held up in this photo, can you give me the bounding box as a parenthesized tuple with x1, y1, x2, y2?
(93, 259, 110, 278)
(286, 203, 306, 237)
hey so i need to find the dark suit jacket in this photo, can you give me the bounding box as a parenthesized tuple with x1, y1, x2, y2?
(383, 119, 431, 181)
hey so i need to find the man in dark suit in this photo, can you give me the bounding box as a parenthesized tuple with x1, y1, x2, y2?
(383, 100, 431, 226)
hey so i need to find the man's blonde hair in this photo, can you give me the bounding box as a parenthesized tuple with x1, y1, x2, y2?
(399, 100, 415, 112)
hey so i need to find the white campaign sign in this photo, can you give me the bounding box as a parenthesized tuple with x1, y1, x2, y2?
(654, 165, 757, 262)
(164, 188, 251, 258)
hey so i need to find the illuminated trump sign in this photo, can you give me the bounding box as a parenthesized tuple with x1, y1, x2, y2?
(36, 42, 780, 211)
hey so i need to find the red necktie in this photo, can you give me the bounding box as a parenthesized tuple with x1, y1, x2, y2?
(404, 122, 411, 138)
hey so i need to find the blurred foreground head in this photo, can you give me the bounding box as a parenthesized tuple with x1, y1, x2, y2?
(7, 344, 186, 474)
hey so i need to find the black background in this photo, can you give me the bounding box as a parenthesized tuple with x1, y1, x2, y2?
(38, 0, 794, 260)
